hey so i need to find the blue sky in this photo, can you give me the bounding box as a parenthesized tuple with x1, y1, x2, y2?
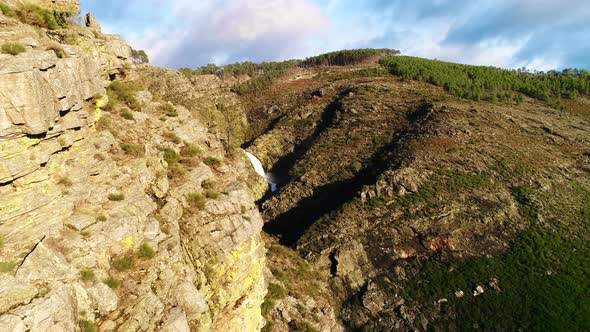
(82, 0, 590, 70)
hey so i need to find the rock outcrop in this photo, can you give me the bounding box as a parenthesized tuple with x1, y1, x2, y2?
(0, 3, 266, 331)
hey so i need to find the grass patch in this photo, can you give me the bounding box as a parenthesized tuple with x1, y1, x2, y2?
(186, 192, 206, 211)
(111, 252, 135, 271)
(120, 143, 144, 157)
(160, 103, 178, 117)
(0, 2, 16, 17)
(0, 261, 17, 273)
(201, 178, 215, 189)
(80, 268, 95, 282)
(1, 42, 26, 55)
(15, 3, 73, 30)
(203, 156, 222, 167)
(120, 108, 134, 120)
(103, 276, 121, 289)
(45, 41, 64, 58)
(79, 320, 97, 332)
(205, 190, 221, 199)
(137, 243, 155, 259)
(163, 148, 180, 165)
(163, 131, 181, 144)
(108, 193, 125, 201)
(180, 143, 203, 157)
(104, 80, 143, 112)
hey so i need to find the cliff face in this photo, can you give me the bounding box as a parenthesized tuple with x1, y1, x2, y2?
(0, 4, 265, 332)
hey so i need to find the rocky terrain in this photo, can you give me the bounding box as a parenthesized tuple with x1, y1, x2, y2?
(242, 65, 590, 330)
(1, 1, 589, 332)
(0, 1, 267, 331)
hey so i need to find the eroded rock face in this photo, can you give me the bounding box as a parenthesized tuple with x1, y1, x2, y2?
(0, 10, 266, 332)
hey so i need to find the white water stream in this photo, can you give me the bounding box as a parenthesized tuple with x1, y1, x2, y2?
(245, 151, 278, 192)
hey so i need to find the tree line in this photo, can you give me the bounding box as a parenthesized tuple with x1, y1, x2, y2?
(380, 56, 590, 103)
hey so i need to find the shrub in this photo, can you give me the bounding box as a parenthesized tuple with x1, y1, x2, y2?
(15, 3, 72, 30)
(103, 276, 121, 289)
(163, 131, 181, 144)
(205, 190, 220, 199)
(120, 108, 134, 120)
(108, 193, 125, 201)
(137, 243, 155, 259)
(203, 156, 222, 167)
(131, 48, 149, 64)
(186, 192, 206, 211)
(0, 2, 15, 17)
(120, 143, 144, 157)
(79, 320, 97, 332)
(45, 41, 64, 58)
(111, 252, 135, 271)
(1, 42, 26, 55)
(97, 214, 107, 222)
(80, 268, 95, 282)
(201, 178, 215, 189)
(160, 103, 178, 117)
(0, 261, 17, 273)
(163, 148, 180, 164)
(180, 143, 203, 157)
(105, 81, 143, 112)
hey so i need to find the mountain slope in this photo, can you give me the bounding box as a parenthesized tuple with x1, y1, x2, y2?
(239, 58, 590, 330)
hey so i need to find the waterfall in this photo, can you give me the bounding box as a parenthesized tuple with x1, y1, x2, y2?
(245, 151, 278, 192)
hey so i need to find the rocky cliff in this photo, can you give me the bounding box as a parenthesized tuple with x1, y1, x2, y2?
(0, 3, 266, 331)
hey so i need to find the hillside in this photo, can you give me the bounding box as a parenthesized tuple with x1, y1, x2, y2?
(0, 1, 589, 332)
(236, 56, 590, 330)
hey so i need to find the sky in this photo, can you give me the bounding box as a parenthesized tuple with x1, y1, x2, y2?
(82, 0, 590, 71)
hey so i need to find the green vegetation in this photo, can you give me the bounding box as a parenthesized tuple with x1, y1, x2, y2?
(180, 143, 203, 157)
(0, 2, 16, 17)
(107, 193, 125, 201)
(1, 42, 26, 55)
(46, 42, 65, 58)
(103, 276, 121, 289)
(97, 214, 107, 222)
(137, 243, 155, 259)
(182, 60, 299, 96)
(120, 108, 134, 120)
(261, 283, 287, 332)
(15, 3, 73, 30)
(104, 80, 143, 112)
(399, 230, 590, 331)
(79, 320, 97, 332)
(162, 148, 180, 164)
(301, 48, 399, 67)
(80, 268, 95, 282)
(203, 156, 222, 167)
(160, 102, 177, 117)
(380, 56, 590, 103)
(201, 178, 215, 190)
(111, 252, 135, 271)
(186, 192, 206, 211)
(163, 131, 181, 144)
(131, 48, 149, 64)
(205, 190, 220, 199)
(0, 261, 17, 273)
(120, 142, 144, 157)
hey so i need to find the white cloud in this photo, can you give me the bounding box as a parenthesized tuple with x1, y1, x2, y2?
(130, 0, 327, 67)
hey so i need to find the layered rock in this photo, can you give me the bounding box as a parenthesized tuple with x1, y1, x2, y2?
(1, 6, 266, 332)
